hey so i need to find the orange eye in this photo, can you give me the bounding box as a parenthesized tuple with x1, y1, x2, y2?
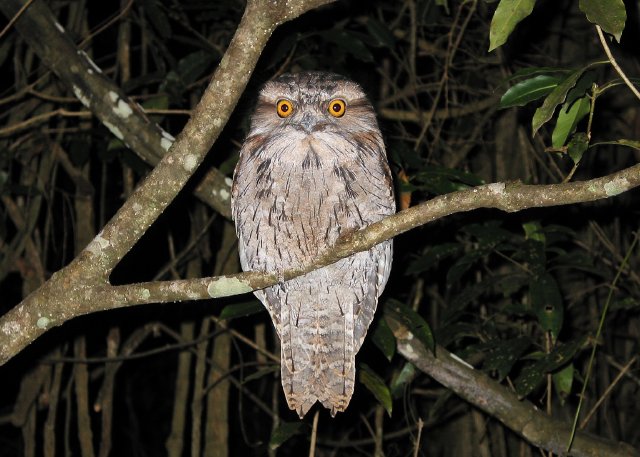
(276, 99, 294, 118)
(328, 99, 346, 117)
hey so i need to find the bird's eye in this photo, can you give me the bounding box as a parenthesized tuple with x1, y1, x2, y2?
(328, 99, 346, 118)
(276, 99, 294, 118)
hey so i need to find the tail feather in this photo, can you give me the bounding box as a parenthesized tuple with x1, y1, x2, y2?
(269, 249, 390, 418)
(279, 287, 356, 418)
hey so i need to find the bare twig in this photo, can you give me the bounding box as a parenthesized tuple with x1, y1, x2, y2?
(596, 25, 640, 101)
(567, 232, 640, 452)
(0, 0, 35, 39)
(412, 418, 423, 457)
(309, 410, 320, 457)
(579, 355, 637, 429)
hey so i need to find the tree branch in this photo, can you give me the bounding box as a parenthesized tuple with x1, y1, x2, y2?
(0, 0, 233, 217)
(0, 0, 335, 362)
(386, 316, 640, 457)
(596, 25, 640, 102)
(2, 163, 638, 365)
(1, 0, 332, 220)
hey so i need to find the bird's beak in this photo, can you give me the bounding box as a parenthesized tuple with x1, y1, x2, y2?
(299, 112, 316, 133)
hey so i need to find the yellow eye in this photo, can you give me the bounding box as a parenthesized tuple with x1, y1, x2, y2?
(276, 99, 294, 118)
(328, 99, 346, 117)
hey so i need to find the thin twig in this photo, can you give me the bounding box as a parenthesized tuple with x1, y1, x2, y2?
(0, 0, 35, 40)
(596, 25, 640, 101)
(566, 231, 640, 453)
(309, 410, 320, 457)
(605, 355, 640, 386)
(211, 316, 280, 363)
(0, 109, 92, 137)
(374, 405, 384, 457)
(579, 355, 637, 429)
(412, 418, 424, 457)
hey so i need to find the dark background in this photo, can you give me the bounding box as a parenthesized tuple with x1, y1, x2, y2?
(0, 0, 639, 456)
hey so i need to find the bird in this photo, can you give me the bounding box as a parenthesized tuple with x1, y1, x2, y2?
(231, 71, 395, 418)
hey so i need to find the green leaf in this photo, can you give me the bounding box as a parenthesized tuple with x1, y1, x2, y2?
(567, 132, 589, 164)
(532, 68, 587, 137)
(579, 0, 627, 42)
(564, 71, 596, 106)
(507, 67, 569, 81)
(553, 363, 574, 401)
(390, 363, 417, 398)
(269, 422, 307, 450)
(359, 363, 392, 416)
(366, 18, 395, 48)
(515, 339, 584, 397)
(489, 0, 536, 51)
(514, 359, 545, 397)
(529, 273, 564, 339)
(176, 50, 213, 86)
(551, 96, 591, 148)
(383, 299, 435, 354)
(522, 221, 545, 243)
(371, 317, 396, 361)
(591, 139, 640, 150)
(219, 301, 265, 320)
(500, 75, 563, 108)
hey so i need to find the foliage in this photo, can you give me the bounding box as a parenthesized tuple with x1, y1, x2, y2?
(0, 0, 638, 456)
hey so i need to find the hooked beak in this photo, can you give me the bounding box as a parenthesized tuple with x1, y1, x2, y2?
(298, 113, 327, 133)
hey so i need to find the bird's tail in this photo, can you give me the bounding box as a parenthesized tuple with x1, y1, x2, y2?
(279, 290, 356, 418)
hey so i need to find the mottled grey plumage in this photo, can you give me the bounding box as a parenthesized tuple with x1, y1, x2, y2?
(231, 72, 395, 417)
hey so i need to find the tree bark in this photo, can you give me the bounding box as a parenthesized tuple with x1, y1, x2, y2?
(386, 316, 640, 457)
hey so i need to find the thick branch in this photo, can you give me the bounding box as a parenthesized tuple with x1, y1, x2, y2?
(0, 0, 335, 363)
(1, 163, 638, 365)
(386, 316, 639, 457)
(0, 0, 335, 220)
(0, 0, 231, 216)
